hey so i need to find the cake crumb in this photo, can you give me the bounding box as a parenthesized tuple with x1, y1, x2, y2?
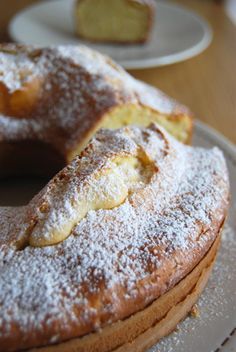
(189, 305, 200, 318)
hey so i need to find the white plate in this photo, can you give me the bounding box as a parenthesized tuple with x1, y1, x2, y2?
(0, 121, 235, 351)
(8, 0, 213, 69)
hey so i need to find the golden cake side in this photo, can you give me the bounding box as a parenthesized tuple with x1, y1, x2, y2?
(0, 124, 229, 351)
(24, 233, 221, 352)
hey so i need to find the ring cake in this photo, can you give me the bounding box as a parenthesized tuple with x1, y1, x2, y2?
(0, 124, 229, 351)
(0, 44, 192, 177)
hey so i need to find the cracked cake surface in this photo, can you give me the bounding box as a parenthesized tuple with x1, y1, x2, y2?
(0, 124, 229, 351)
(0, 44, 192, 163)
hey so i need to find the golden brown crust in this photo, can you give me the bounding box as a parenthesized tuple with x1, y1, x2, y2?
(0, 124, 229, 352)
(0, 43, 192, 168)
(114, 235, 220, 352)
(27, 233, 221, 352)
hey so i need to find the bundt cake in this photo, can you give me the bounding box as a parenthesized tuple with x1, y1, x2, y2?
(0, 44, 192, 177)
(74, 0, 156, 43)
(0, 124, 229, 351)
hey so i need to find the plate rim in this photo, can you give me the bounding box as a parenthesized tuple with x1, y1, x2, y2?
(8, 0, 213, 69)
(194, 120, 236, 160)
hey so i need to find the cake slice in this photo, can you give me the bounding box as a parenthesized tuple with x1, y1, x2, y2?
(74, 0, 156, 43)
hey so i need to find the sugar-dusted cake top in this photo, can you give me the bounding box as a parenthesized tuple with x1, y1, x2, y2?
(0, 124, 229, 351)
(0, 44, 191, 158)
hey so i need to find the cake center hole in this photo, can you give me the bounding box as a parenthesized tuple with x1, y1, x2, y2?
(0, 141, 65, 206)
(0, 176, 49, 206)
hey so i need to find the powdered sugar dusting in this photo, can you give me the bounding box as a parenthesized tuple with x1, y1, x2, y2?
(149, 224, 236, 352)
(0, 51, 39, 92)
(0, 125, 229, 350)
(0, 44, 188, 155)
